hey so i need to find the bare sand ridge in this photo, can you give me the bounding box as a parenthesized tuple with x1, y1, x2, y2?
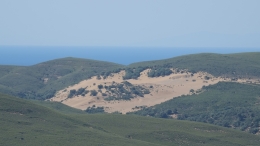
(50, 69, 260, 114)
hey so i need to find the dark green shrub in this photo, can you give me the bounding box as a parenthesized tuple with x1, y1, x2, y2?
(84, 90, 89, 94)
(148, 68, 172, 77)
(68, 89, 76, 98)
(76, 88, 85, 96)
(204, 76, 211, 80)
(90, 90, 98, 96)
(96, 75, 101, 80)
(98, 84, 103, 89)
(143, 90, 150, 94)
(85, 106, 104, 113)
(102, 93, 107, 96)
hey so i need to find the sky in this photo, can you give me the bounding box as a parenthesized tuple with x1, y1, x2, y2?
(0, 1, 260, 65)
(1, 0, 260, 47)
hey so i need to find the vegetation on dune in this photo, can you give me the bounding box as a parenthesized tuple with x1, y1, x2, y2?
(100, 68, 123, 79)
(66, 81, 151, 100)
(123, 67, 148, 79)
(85, 105, 105, 114)
(122, 66, 174, 79)
(1, 93, 260, 146)
(148, 68, 173, 77)
(103, 81, 150, 100)
(67, 88, 89, 98)
(131, 82, 260, 134)
(90, 90, 98, 96)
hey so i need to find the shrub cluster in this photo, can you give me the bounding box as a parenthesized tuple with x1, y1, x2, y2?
(104, 81, 150, 101)
(148, 68, 172, 77)
(85, 106, 104, 113)
(68, 88, 89, 98)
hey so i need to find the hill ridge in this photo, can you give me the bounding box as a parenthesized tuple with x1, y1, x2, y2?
(0, 57, 124, 100)
(0, 52, 260, 100)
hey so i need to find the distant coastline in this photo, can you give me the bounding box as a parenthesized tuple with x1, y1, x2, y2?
(0, 46, 259, 66)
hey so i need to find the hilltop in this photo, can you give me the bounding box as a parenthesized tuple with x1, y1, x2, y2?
(0, 57, 123, 100)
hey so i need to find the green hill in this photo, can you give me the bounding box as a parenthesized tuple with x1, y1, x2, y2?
(0, 57, 124, 100)
(131, 82, 260, 134)
(0, 93, 154, 146)
(124, 52, 260, 79)
(0, 65, 25, 77)
(1, 93, 260, 146)
(1, 52, 260, 100)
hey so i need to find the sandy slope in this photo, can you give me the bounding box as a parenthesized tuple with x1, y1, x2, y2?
(50, 69, 260, 114)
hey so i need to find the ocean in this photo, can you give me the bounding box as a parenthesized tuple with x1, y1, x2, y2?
(0, 46, 259, 66)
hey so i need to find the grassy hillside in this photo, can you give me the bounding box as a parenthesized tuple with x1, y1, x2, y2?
(0, 93, 155, 146)
(126, 52, 260, 79)
(78, 114, 260, 146)
(132, 82, 260, 134)
(0, 57, 124, 100)
(0, 65, 25, 77)
(1, 93, 260, 146)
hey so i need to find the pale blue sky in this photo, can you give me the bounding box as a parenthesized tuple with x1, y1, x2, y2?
(1, 0, 260, 47)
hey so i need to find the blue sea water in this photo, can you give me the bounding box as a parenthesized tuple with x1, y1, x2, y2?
(0, 46, 259, 66)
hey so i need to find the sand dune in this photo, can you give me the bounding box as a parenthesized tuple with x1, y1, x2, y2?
(50, 69, 259, 114)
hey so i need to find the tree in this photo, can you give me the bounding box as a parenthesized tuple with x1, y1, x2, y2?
(96, 75, 101, 80)
(204, 76, 211, 80)
(98, 84, 103, 89)
(68, 89, 76, 98)
(90, 90, 98, 96)
(167, 110, 173, 115)
(160, 113, 169, 118)
(76, 88, 85, 96)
